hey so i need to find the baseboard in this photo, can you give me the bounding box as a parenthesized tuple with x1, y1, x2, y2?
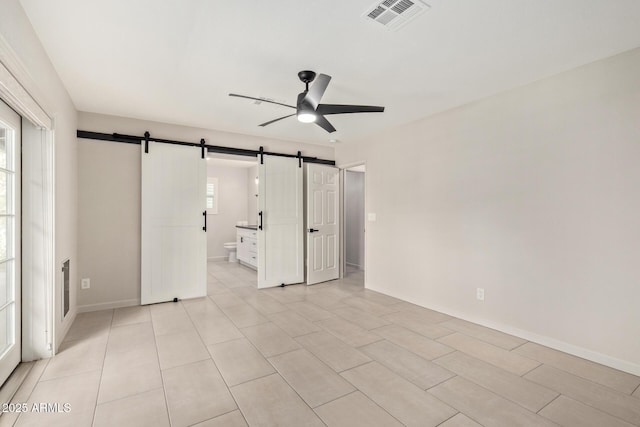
(464, 313, 640, 376)
(207, 255, 227, 261)
(365, 284, 640, 377)
(77, 298, 140, 313)
(346, 262, 364, 270)
(55, 309, 76, 354)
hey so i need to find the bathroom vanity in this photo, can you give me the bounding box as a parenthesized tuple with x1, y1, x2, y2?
(236, 225, 258, 269)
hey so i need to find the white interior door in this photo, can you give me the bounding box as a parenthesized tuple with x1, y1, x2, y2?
(306, 164, 339, 285)
(141, 142, 206, 304)
(0, 100, 21, 385)
(257, 155, 304, 288)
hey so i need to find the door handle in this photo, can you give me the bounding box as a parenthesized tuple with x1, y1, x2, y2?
(309, 228, 319, 233)
(203, 211, 207, 231)
(259, 211, 263, 230)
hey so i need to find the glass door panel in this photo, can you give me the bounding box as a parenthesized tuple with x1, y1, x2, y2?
(0, 99, 20, 386)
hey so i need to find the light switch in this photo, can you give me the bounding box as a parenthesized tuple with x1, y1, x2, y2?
(368, 213, 377, 222)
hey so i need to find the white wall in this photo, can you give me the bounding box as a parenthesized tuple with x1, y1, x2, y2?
(1, 0, 78, 350)
(77, 112, 334, 310)
(77, 140, 140, 310)
(336, 47, 640, 375)
(345, 171, 365, 269)
(207, 164, 248, 260)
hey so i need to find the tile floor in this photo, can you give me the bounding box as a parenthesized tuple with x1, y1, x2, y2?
(2, 262, 640, 426)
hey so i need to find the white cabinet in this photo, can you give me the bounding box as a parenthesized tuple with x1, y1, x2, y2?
(237, 227, 258, 269)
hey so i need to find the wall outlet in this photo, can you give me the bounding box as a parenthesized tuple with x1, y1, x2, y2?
(81, 278, 90, 290)
(476, 288, 485, 301)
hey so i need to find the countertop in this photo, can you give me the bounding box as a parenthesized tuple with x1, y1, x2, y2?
(236, 225, 258, 230)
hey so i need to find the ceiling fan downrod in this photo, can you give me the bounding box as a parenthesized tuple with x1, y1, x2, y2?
(297, 70, 316, 92)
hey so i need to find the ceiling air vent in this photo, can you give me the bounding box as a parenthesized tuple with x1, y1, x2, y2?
(363, 0, 430, 31)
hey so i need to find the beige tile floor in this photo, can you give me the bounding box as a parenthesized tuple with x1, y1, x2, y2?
(3, 262, 640, 426)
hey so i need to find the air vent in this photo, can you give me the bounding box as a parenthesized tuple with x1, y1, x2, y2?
(363, 0, 430, 31)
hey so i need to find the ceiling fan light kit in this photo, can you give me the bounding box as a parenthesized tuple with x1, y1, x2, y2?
(229, 70, 385, 133)
(297, 112, 317, 123)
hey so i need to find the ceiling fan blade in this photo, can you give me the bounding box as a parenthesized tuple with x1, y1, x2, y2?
(229, 93, 296, 109)
(304, 74, 332, 109)
(314, 115, 336, 133)
(259, 114, 296, 127)
(316, 104, 385, 115)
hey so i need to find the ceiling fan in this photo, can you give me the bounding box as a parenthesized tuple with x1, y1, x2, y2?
(229, 70, 385, 133)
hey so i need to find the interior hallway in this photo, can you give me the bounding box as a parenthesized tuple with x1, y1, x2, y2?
(2, 262, 640, 426)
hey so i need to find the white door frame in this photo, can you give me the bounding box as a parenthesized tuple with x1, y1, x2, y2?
(338, 161, 366, 281)
(21, 120, 54, 361)
(0, 45, 56, 363)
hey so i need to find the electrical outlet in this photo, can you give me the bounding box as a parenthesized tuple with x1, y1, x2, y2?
(81, 278, 90, 290)
(476, 288, 485, 301)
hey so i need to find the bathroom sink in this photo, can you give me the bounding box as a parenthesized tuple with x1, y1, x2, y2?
(236, 224, 258, 230)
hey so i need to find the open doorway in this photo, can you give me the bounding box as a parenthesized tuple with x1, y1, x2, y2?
(206, 152, 308, 288)
(343, 164, 365, 281)
(205, 154, 259, 280)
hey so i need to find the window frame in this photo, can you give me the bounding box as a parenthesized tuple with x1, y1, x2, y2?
(206, 176, 218, 214)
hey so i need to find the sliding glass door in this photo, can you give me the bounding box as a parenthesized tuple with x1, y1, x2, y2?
(0, 100, 21, 386)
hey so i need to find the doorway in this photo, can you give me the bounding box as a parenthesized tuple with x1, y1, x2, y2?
(343, 164, 365, 280)
(0, 100, 21, 386)
(207, 154, 343, 288)
(205, 154, 259, 280)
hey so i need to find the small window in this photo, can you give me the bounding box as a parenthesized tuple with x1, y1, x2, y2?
(206, 177, 218, 214)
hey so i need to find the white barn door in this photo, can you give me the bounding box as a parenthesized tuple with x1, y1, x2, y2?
(306, 164, 339, 285)
(141, 142, 206, 304)
(257, 155, 304, 288)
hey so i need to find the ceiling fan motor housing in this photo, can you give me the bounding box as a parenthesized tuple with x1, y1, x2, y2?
(297, 70, 317, 84)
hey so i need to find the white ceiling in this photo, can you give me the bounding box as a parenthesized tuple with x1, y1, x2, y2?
(19, 0, 640, 146)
